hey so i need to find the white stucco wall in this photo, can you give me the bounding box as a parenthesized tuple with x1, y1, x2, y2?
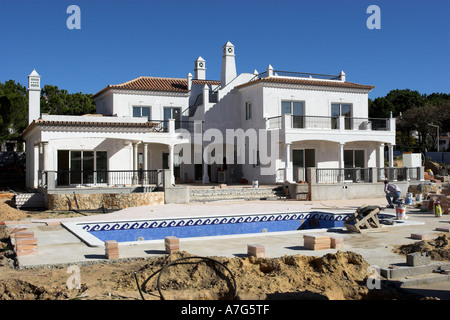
(95, 91, 190, 120)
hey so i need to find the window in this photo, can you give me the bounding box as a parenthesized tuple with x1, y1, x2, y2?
(331, 103, 352, 129)
(245, 102, 252, 120)
(282, 100, 304, 128)
(133, 106, 151, 121)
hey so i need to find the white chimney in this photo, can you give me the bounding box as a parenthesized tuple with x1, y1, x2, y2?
(267, 64, 274, 77)
(339, 70, 346, 82)
(187, 72, 192, 90)
(221, 41, 237, 87)
(28, 69, 41, 125)
(194, 57, 206, 80)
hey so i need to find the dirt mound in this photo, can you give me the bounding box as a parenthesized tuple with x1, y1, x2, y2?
(0, 279, 81, 300)
(393, 235, 450, 261)
(0, 202, 27, 222)
(128, 251, 374, 300)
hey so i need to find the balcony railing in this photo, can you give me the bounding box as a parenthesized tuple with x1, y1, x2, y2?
(316, 168, 373, 183)
(148, 120, 202, 133)
(267, 115, 392, 131)
(347, 117, 391, 131)
(39, 170, 163, 188)
(315, 167, 422, 184)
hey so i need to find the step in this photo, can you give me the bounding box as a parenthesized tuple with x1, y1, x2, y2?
(14, 193, 45, 209)
(189, 186, 285, 202)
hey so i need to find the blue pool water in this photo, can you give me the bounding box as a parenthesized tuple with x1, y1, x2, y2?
(80, 211, 352, 243)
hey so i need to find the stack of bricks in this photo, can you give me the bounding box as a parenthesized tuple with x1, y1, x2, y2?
(105, 240, 119, 259)
(164, 236, 180, 254)
(247, 244, 266, 258)
(303, 234, 330, 250)
(330, 236, 344, 249)
(440, 188, 450, 214)
(14, 231, 38, 256)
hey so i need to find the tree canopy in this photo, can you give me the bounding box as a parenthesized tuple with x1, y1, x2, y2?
(0, 81, 96, 147)
(40, 85, 96, 116)
(369, 90, 450, 152)
(0, 80, 28, 143)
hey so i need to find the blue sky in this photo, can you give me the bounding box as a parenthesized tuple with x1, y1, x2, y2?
(0, 0, 449, 99)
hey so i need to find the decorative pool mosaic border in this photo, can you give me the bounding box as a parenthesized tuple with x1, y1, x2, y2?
(81, 211, 350, 232)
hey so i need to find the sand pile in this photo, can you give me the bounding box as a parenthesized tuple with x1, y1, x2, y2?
(0, 202, 27, 222)
(393, 235, 450, 261)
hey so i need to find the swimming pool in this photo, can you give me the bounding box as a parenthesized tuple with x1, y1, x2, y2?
(63, 210, 353, 247)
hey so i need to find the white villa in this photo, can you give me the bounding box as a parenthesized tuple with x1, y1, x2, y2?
(21, 41, 423, 206)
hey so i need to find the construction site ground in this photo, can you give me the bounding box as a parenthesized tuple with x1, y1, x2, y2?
(0, 197, 449, 301)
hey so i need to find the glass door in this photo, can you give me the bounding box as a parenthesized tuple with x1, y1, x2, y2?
(57, 150, 70, 185)
(57, 151, 107, 186)
(282, 101, 304, 128)
(331, 103, 352, 129)
(293, 149, 304, 182)
(70, 151, 82, 184)
(344, 150, 365, 181)
(96, 151, 107, 184)
(82, 151, 94, 184)
(164, 107, 182, 130)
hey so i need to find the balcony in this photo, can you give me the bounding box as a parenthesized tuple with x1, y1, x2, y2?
(267, 114, 395, 145)
(267, 114, 393, 131)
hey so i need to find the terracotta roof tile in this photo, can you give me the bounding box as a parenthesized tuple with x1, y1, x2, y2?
(236, 77, 375, 90)
(20, 118, 165, 138)
(192, 79, 221, 86)
(110, 76, 189, 92)
(92, 77, 221, 98)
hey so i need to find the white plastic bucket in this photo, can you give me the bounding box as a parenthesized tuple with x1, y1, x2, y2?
(396, 206, 406, 220)
(415, 194, 423, 202)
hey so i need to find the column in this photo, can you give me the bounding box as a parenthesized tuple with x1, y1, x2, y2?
(285, 143, 292, 182)
(388, 143, 394, 167)
(37, 142, 45, 188)
(339, 142, 345, 182)
(377, 143, 385, 168)
(41, 142, 50, 187)
(169, 144, 175, 185)
(377, 143, 385, 181)
(388, 143, 396, 181)
(142, 143, 149, 184)
(202, 146, 210, 184)
(132, 142, 139, 185)
(338, 143, 345, 169)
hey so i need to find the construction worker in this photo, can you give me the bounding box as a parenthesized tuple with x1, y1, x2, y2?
(384, 180, 402, 208)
